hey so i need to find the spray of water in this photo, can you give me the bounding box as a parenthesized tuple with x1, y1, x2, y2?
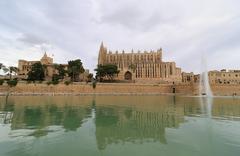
(199, 53, 213, 97)
(199, 52, 213, 118)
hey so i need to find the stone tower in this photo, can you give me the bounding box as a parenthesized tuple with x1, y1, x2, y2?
(40, 52, 53, 65)
(98, 42, 107, 65)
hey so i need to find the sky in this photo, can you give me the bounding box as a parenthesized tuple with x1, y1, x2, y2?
(0, 0, 240, 73)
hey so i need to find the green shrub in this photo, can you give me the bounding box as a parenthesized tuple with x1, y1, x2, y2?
(52, 74, 60, 81)
(52, 80, 59, 85)
(0, 79, 4, 85)
(47, 81, 52, 85)
(50, 74, 60, 85)
(27, 80, 32, 84)
(64, 81, 72, 86)
(7, 79, 18, 87)
(92, 81, 96, 89)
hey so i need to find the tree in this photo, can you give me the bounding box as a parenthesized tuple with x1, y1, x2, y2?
(2, 67, 9, 76)
(1, 65, 18, 80)
(0, 79, 4, 85)
(9, 66, 18, 79)
(27, 62, 45, 81)
(87, 73, 93, 82)
(94, 65, 105, 81)
(68, 59, 85, 82)
(0, 63, 3, 70)
(53, 64, 66, 79)
(95, 64, 120, 82)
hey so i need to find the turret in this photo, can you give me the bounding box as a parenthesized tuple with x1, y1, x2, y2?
(157, 48, 163, 62)
(98, 42, 107, 65)
(40, 52, 53, 65)
(43, 52, 47, 58)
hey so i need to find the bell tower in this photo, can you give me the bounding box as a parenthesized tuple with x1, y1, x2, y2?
(40, 52, 53, 65)
(98, 42, 107, 65)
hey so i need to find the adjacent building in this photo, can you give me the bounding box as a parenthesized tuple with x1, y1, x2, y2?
(182, 69, 240, 85)
(18, 52, 89, 81)
(182, 72, 200, 83)
(98, 42, 182, 83)
(209, 69, 240, 85)
(18, 52, 65, 81)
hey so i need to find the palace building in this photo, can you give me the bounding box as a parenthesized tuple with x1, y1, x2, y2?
(182, 72, 200, 84)
(18, 52, 89, 81)
(182, 69, 240, 85)
(18, 52, 61, 81)
(98, 42, 182, 83)
(209, 69, 240, 85)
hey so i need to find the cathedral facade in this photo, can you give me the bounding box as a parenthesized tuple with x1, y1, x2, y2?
(98, 43, 182, 83)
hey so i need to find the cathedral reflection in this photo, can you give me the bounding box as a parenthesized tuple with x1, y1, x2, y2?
(94, 96, 185, 150)
(0, 96, 240, 149)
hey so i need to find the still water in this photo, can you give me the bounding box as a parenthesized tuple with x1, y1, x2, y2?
(0, 95, 240, 156)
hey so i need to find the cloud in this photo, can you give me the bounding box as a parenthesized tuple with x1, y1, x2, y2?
(17, 33, 47, 46)
(0, 0, 240, 73)
(100, 5, 142, 28)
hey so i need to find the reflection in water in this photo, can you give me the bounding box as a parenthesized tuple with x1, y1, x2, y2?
(0, 112, 13, 124)
(0, 96, 240, 153)
(95, 102, 184, 150)
(0, 97, 93, 138)
(200, 97, 213, 118)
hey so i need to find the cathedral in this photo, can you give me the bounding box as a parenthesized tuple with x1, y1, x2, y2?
(98, 43, 182, 83)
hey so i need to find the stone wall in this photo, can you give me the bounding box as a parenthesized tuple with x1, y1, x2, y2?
(0, 83, 240, 96)
(174, 84, 199, 95)
(211, 84, 240, 96)
(174, 84, 240, 96)
(0, 83, 171, 95)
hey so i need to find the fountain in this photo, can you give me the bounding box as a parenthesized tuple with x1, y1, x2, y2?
(199, 52, 213, 117)
(199, 53, 213, 97)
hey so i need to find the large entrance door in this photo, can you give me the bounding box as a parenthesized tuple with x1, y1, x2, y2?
(124, 71, 132, 80)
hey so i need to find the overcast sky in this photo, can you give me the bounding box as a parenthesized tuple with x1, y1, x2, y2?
(0, 0, 239, 73)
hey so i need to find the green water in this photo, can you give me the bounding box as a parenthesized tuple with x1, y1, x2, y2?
(0, 96, 240, 156)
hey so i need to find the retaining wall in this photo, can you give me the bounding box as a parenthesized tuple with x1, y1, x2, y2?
(0, 83, 239, 96)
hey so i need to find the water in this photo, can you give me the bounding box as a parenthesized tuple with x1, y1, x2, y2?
(0, 95, 240, 156)
(200, 53, 213, 97)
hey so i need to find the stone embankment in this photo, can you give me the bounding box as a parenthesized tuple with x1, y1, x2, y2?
(0, 82, 239, 96)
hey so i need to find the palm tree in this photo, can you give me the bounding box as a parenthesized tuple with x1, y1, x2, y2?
(2, 66, 18, 80)
(10, 66, 19, 76)
(0, 63, 3, 70)
(2, 66, 9, 78)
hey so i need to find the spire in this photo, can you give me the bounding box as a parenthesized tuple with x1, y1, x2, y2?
(98, 42, 107, 65)
(43, 52, 47, 57)
(100, 41, 104, 49)
(99, 41, 106, 53)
